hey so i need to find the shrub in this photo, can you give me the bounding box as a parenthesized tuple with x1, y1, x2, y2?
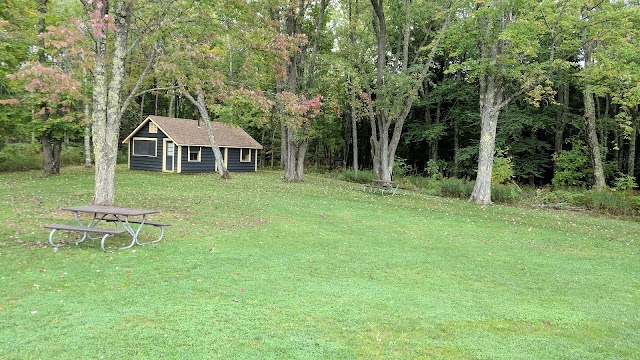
(492, 149, 514, 185)
(61, 146, 85, 166)
(579, 190, 638, 217)
(426, 159, 446, 180)
(613, 174, 637, 191)
(339, 169, 373, 184)
(0, 143, 87, 172)
(393, 157, 412, 177)
(537, 188, 586, 205)
(552, 141, 591, 187)
(491, 184, 520, 204)
(402, 175, 440, 195)
(0, 143, 42, 172)
(440, 178, 474, 199)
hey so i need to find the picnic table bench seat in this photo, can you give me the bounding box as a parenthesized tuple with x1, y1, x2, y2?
(44, 224, 126, 252)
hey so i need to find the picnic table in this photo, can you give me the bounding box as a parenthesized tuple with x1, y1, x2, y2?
(44, 205, 169, 252)
(363, 179, 401, 196)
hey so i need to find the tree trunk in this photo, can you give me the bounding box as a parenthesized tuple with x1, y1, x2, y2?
(368, 0, 448, 182)
(583, 90, 606, 189)
(351, 81, 359, 173)
(280, 121, 287, 169)
(37, 0, 60, 176)
(183, 91, 228, 178)
(580, 9, 606, 190)
(453, 116, 459, 177)
(280, 0, 326, 182)
(628, 112, 637, 177)
(92, 1, 132, 205)
(470, 73, 503, 205)
(553, 83, 568, 175)
(168, 89, 175, 117)
(84, 103, 92, 167)
(284, 127, 306, 182)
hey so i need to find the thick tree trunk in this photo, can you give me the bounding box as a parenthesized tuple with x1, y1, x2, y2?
(37, 0, 60, 176)
(583, 90, 607, 189)
(92, 2, 132, 205)
(470, 73, 503, 205)
(284, 128, 306, 182)
(581, 11, 606, 190)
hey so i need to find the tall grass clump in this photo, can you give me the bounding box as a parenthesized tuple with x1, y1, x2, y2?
(439, 178, 474, 199)
(579, 189, 639, 217)
(0, 143, 43, 171)
(534, 187, 639, 217)
(0, 143, 87, 172)
(339, 169, 374, 183)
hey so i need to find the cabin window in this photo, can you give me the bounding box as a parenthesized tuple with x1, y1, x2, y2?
(188, 146, 201, 162)
(240, 148, 251, 162)
(149, 122, 158, 133)
(132, 138, 157, 157)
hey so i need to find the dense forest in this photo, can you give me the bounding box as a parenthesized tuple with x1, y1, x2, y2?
(1, 0, 639, 205)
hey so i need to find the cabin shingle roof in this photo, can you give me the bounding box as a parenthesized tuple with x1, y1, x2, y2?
(145, 116, 263, 149)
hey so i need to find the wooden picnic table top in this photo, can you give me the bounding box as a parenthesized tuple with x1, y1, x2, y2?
(61, 205, 160, 217)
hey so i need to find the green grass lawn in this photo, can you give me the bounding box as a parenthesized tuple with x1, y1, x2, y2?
(1, 166, 639, 359)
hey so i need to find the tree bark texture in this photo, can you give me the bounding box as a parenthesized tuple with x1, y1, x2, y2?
(351, 82, 359, 173)
(91, 1, 131, 205)
(580, 8, 606, 190)
(470, 73, 503, 205)
(582, 90, 607, 189)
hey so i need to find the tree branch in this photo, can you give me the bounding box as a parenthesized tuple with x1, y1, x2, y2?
(120, 44, 157, 114)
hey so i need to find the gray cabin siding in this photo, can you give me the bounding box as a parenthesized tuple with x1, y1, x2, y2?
(179, 146, 217, 173)
(226, 148, 256, 172)
(129, 123, 165, 172)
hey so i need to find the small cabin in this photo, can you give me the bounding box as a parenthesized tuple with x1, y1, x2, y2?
(122, 115, 263, 173)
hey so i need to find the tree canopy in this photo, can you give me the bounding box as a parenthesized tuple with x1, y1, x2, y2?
(1, 0, 639, 203)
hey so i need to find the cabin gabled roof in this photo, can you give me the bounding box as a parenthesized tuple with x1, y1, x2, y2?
(123, 115, 263, 149)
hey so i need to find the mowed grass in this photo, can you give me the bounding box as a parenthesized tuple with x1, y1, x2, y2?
(0, 166, 639, 359)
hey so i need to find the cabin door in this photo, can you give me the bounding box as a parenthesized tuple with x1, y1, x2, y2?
(163, 139, 174, 172)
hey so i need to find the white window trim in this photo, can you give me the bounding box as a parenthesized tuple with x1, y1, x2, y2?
(132, 137, 157, 157)
(240, 148, 251, 162)
(149, 122, 158, 133)
(188, 146, 202, 162)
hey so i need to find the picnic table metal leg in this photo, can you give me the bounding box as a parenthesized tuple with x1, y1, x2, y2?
(136, 225, 165, 245)
(48, 228, 91, 248)
(113, 215, 139, 250)
(48, 228, 58, 247)
(100, 233, 116, 252)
